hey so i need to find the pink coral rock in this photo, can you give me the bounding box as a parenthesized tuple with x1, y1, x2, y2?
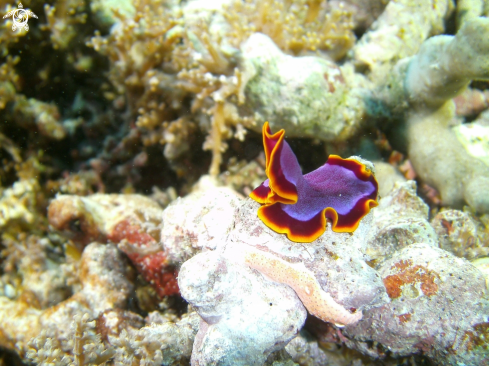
(48, 194, 179, 297)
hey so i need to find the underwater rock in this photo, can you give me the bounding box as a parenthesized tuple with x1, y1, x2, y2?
(472, 257, 489, 290)
(431, 209, 489, 260)
(176, 186, 388, 365)
(371, 161, 406, 198)
(179, 250, 307, 366)
(48, 194, 179, 297)
(0, 243, 134, 356)
(352, 0, 453, 73)
(284, 329, 334, 366)
(230, 199, 388, 316)
(365, 181, 438, 267)
(240, 33, 370, 141)
(371, 17, 489, 213)
(342, 242, 489, 366)
(407, 103, 489, 214)
(161, 186, 243, 264)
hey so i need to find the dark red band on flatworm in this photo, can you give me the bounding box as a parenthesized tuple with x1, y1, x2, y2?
(249, 182, 271, 204)
(258, 204, 327, 243)
(331, 198, 378, 232)
(327, 155, 379, 186)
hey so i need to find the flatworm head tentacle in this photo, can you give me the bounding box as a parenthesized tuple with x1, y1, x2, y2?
(250, 122, 379, 243)
(262, 122, 301, 204)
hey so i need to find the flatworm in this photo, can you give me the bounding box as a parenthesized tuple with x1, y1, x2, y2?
(250, 122, 378, 242)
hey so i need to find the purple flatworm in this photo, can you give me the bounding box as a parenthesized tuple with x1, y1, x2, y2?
(250, 122, 379, 242)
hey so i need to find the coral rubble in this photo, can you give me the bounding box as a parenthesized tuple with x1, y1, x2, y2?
(371, 16, 489, 213)
(1, 0, 489, 365)
(48, 193, 179, 297)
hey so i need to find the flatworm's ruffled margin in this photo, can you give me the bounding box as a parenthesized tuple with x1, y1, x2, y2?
(250, 122, 378, 243)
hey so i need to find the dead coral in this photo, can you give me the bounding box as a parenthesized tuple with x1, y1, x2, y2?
(0, 150, 48, 224)
(1, 233, 68, 308)
(0, 242, 134, 357)
(47, 193, 181, 298)
(431, 209, 489, 260)
(46, 170, 105, 196)
(0, 178, 39, 229)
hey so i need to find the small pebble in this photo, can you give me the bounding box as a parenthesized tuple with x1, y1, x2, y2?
(4, 284, 16, 299)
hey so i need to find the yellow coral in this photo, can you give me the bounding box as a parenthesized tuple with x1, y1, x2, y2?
(42, 0, 88, 50)
(0, 56, 19, 110)
(224, 0, 355, 59)
(87, 0, 354, 177)
(0, 178, 39, 228)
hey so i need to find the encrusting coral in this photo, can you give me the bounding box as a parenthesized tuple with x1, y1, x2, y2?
(344, 242, 489, 365)
(364, 180, 438, 267)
